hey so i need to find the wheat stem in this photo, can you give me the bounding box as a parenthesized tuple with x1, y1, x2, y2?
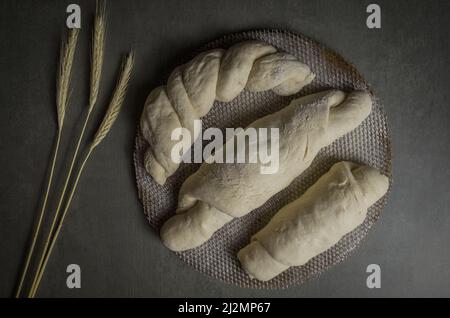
(29, 147, 93, 298)
(28, 5, 106, 297)
(15, 28, 79, 298)
(14, 130, 62, 298)
(28, 112, 91, 297)
(29, 52, 134, 298)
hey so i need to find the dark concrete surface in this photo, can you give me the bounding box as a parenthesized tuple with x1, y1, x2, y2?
(0, 0, 449, 297)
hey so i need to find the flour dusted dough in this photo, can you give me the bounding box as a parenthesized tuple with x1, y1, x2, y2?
(140, 41, 315, 185)
(246, 52, 315, 96)
(238, 161, 389, 281)
(160, 90, 373, 251)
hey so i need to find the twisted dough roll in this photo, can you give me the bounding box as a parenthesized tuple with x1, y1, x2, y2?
(160, 90, 373, 251)
(238, 161, 389, 281)
(140, 41, 315, 185)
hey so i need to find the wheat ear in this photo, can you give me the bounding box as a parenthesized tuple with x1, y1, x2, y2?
(29, 52, 134, 298)
(14, 28, 79, 298)
(28, 4, 106, 298)
(89, 1, 106, 110)
(91, 52, 134, 148)
(57, 29, 80, 128)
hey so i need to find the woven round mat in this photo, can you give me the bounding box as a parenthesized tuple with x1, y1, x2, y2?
(133, 29, 392, 289)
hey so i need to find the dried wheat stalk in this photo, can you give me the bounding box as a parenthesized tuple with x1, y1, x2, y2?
(28, 3, 107, 298)
(29, 52, 134, 297)
(15, 28, 79, 298)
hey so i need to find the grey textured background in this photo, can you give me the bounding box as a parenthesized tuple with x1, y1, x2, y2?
(0, 0, 449, 297)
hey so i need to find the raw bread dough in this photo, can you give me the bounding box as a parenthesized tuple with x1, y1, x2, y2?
(160, 90, 373, 251)
(140, 40, 315, 185)
(237, 161, 389, 281)
(246, 52, 316, 96)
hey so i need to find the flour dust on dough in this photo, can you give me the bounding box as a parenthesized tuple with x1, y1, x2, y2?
(140, 40, 315, 185)
(160, 90, 373, 252)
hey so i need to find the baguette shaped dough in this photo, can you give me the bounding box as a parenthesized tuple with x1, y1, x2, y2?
(238, 161, 389, 281)
(160, 90, 373, 251)
(140, 41, 315, 185)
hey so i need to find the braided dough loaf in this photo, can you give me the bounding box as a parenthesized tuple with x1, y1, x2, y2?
(238, 161, 389, 281)
(140, 41, 315, 185)
(160, 90, 373, 251)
